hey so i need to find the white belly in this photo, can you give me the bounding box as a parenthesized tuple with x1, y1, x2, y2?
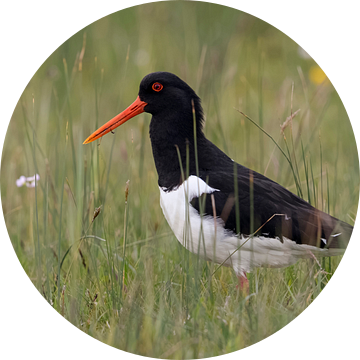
(159, 176, 343, 276)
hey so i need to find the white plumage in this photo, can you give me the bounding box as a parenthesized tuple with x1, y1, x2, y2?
(160, 176, 343, 278)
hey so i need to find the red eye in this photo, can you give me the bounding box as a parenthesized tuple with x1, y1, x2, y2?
(152, 82, 163, 92)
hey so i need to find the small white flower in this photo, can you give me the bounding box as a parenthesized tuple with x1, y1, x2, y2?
(27, 174, 40, 182)
(16, 176, 26, 187)
(16, 174, 40, 188)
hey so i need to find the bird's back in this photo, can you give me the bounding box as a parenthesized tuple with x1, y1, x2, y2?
(192, 137, 352, 250)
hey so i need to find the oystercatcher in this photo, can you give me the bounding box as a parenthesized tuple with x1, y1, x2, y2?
(84, 71, 353, 288)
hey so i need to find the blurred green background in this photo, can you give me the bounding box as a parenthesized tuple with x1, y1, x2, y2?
(1, 1, 358, 358)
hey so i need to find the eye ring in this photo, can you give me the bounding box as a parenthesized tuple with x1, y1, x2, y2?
(152, 82, 163, 92)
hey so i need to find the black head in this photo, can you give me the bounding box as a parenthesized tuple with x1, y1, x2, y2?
(139, 72, 204, 130)
(83, 71, 204, 144)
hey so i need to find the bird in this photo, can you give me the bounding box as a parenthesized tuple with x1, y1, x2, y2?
(83, 71, 353, 289)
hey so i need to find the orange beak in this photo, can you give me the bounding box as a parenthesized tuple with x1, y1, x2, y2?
(83, 96, 148, 144)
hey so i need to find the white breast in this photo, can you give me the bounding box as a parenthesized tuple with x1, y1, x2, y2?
(159, 175, 221, 258)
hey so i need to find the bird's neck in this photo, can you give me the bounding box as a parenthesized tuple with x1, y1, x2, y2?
(149, 113, 206, 190)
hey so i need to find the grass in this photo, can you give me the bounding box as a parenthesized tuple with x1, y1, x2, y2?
(1, 2, 359, 358)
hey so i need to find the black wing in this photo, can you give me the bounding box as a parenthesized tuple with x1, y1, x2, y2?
(192, 140, 352, 249)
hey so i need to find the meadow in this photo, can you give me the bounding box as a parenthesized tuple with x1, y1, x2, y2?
(1, 2, 358, 358)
